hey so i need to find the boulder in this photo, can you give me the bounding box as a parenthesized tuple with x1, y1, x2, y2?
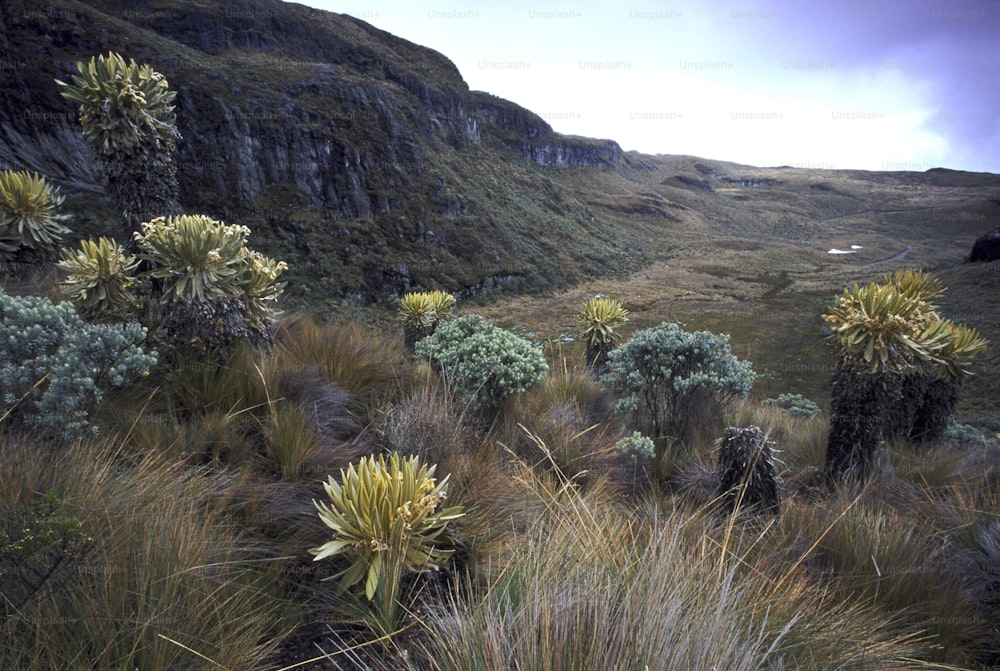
(969, 228, 1000, 262)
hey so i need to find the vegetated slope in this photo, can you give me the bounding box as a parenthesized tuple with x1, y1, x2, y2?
(1, 0, 999, 402)
(0, 0, 680, 303)
(478, 158, 1000, 417)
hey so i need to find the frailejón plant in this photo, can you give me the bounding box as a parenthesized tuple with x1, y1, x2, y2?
(821, 272, 988, 480)
(132, 214, 286, 351)
(0, 170, 70, 260)
(577, 296, 629, 373)
(58, 237, 139, 319)
(133, 215, 250, 303)
(310, 453, 464, 631)
(399, 290, 456, 351)
(56, 52, 181, 231)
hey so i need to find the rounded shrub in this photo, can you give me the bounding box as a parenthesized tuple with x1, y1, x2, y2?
(414, 314, 549, 409)
(602, 321, 755, 443)
(0, 288, 156, 438)
(763, 393, 821, 419)
(614, 431, 656, 459)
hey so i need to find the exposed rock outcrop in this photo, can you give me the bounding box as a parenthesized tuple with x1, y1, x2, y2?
(0, 0, 620, 218)
(968, 228, 1000, 263)
(0, 0, 632, 301)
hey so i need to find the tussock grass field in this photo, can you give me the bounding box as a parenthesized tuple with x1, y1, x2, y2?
(2, 302, 999, 669)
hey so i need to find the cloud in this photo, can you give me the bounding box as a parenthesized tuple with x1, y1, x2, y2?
(302, 0, 999, 171)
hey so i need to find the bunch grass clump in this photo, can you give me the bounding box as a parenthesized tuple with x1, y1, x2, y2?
(418, 446, 931, 671)
(0, 432, 291, 670)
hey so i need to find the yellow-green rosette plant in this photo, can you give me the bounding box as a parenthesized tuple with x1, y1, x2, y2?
(56, 52, 181, 231)
(55, 52, 179, 155)
(133, 214, 249, 303)
(427, 290, 456, 320)
(310, 452, 464, 629)
(58, 237, 139, 318)
(132, 214, 286, 353)
(237, 249, 288, 333)
(882, 268, 945, 305)
(399, 292, 436, 331)
(577, 296, 629, 373)
(399, 290, 456, 351)
(821, 273, 989, 480)
(822, 282, 937, 374)
(0, 170, 71, 259)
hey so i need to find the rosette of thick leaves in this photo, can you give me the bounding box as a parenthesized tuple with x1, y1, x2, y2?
(310, 452, 464, 600)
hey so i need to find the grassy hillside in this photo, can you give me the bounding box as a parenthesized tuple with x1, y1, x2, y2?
(2, 1, 1000, 667)
(2, 311, 999, 670)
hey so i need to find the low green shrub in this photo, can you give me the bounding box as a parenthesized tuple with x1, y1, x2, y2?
(0, 489, 93, 613)
(603, 321, 755, 444)
(0, 288, 156, 438)
(415, 314, 549, 409)
(614, 431, 655, 459)
(763, 392, 821, 418)
(942, 422, 999, 449)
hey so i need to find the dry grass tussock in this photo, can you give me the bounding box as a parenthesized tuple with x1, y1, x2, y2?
(3, 313, 999, 669)
(415, 438, 937, 671)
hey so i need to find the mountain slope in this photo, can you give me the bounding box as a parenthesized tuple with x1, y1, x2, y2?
(1, 0, 998, 301)
(0, 0, 659, 302)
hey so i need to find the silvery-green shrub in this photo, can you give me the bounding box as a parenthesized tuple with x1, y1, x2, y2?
(414, 314, 548, 409)
(763, 393, 821, 418)
(602, 321, 754, 441)
(614, 431, 655, 459)
(0, 288, 156, 438)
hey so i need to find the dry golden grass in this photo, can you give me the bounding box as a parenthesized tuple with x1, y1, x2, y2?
(3, 307, 998, 670)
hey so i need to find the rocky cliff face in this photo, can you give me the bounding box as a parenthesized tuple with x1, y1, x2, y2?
(0, 0, 620, 213)
(0, 0, 631, 301)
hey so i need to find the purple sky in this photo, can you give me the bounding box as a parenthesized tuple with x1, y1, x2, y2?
(297, 0, 1000, 172)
